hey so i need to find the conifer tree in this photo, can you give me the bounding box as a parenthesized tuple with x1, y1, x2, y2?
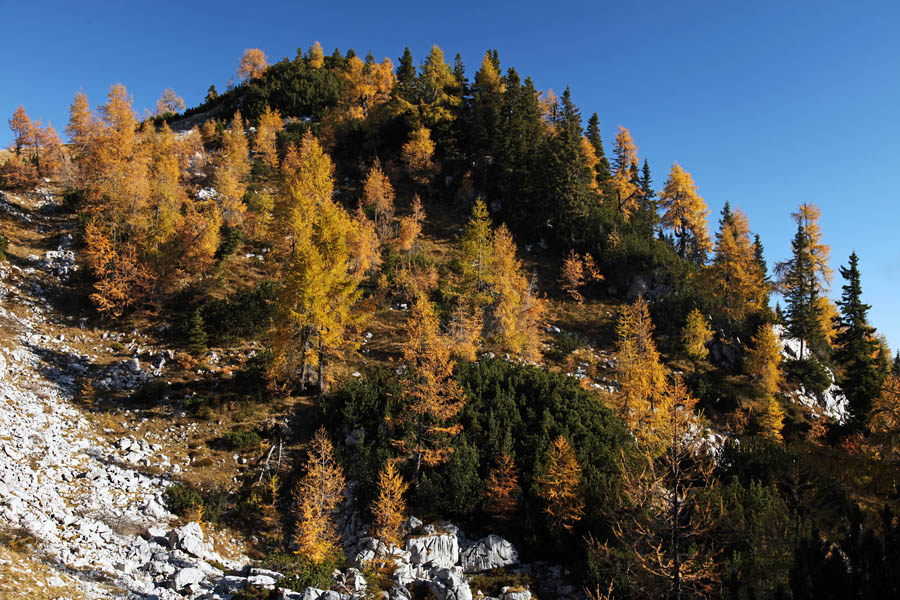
(746, 324, 782, 398)
(659, 163, 711, 264)
(759, 395, 785, 442)
(834, 252, 882, 423)
(395, 46, 417, 100)
(616, 297, 668, 435)
(780, 222, 824, 358)
(484, 452, 519, 519)
(585, 113, 611, 184)
(215, 111, 250, 226)
(610, 126, 640, 218)
(254, 106, 283, 171)
(294, 427, 345, 564)
(402, 126, 436, 187)
(393, 294, 465, 480)
(708, 207, 768, 333)
(372, 461, 409, 547)
(536, 435, 584, 532)
(237, 48, 268, 82)
(308, 41, 325, 69)
(187, 308, 208, 356)
(362, 159, 395, 241)
(682, 308, 712, 361)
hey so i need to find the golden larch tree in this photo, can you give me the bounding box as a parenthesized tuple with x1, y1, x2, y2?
(593, 377, 719, 599)
(489, 224, 546, 361)
(402, 126, 436, 186)
(610, 126, 640, 218)
(214, 111, 250, 226)
(682, 308, 712, 362)
(615, 296, 668, 435)
(155, 88, 185, 115)
(8, 105, 33, 156)
(237, 48, 268, 82)
(362, 159, 395, 241)
(254, 106, 284, 171)
(708, 207, 768, 333)
(308, 41, 324, 68)
(293, 427, 345, 564)
(867, 375, 900, 462)
(484, 451, 519, 519)
(394, 194, 425, 253)
(535, 435, 584, 532)
(560, 249, 586, 303)
(659, 163, 712, 264)
(745, 323, 782, 398)
(392, 294, 465, 480)
(758, 395, 785, 442)
(371, 461, 409, 547)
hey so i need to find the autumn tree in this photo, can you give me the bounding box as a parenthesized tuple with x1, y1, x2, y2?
(269, 134, 363, 392)
(391, 294, 465, 481)
(8, 105, 33, 156)
(403, 44, 459, 127)
(867, 375, 900, 462)
(708, 205, 768, 333)
(484, 452, 519, 519)
(293, 427, 345, 564)
(237, 48, 268, 82)
(659, 163, 712, 264)
(610, 126, 640, 218)
(560, 249, 585, 302)
(745, 323, 782, 397)
(758, 395, 785, 442)
(402, 126, 436, 187)
(457, 198, 493, 299)
(615, 296, 668, 436)
(213, 111, 250, 226)
(394, 194, 424, 253)
(371, 461, 409, 547)
(83, 219, 154, 317)
(254, 106, 283, 171)
(66, 91, 96, 184)
(535, 435, 584, 532)
(488, 224, 546, 360)
(682, 308, 712, 362)
(593, 378, 718, 599)
(362, 159, 395, 241)
(342, 55, 395, 119)
(308, 41, 324, 69)
(155, 88, 185, 116)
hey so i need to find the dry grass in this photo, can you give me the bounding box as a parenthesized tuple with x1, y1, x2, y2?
(0, 530, 90, 600)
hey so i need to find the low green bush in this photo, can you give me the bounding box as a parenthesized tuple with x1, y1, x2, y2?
(164, 484, 203, 516)
(219, 429, 262, 451)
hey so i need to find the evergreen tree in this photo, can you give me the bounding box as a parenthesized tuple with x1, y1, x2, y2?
(585, 113, 611, 184)
(893, 351, 900, 377)
(452, 52, 467, 87)
(782, 223, 824, 358)
(187, 308, 208, 356)
(834, 252, 882, 423)
(753, 233, 769, 285)
(396, 46, 417, 100)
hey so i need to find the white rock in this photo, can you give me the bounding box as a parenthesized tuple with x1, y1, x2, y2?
(460, 534, 519, 573)
(406, 532, 459, 568)
(173, 566, 206, 589)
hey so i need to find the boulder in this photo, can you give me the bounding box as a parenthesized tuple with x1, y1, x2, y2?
(406, 532, 459, 569)
(300, 589, 350, 600)
(429, 566, 473, 600)
(500, 587, 531, 600)
(173, 566, 205, 590)
(460, 534, 518, 573)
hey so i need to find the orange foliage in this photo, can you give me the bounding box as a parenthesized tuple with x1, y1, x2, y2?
(484, 452, 519, 518)
(536, 436, 584, 531)
(372, 461, 409, 547)
(237, 48, 268, 81)
(293, 428, 345, 564)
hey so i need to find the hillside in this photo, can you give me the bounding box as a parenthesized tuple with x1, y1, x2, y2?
(3, 41, 900, 600)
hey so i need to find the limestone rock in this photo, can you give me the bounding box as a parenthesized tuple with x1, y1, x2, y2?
(460, 534, 518, 573)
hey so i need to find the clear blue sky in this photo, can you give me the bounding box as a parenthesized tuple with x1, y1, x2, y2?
(3, 0, 899, 351)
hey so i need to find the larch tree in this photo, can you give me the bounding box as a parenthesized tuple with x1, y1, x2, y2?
(867, 375, 900, 462)
(394, 194, 425, 253)
(371, 461, 409, 547)
(458, 198, 493, 300)
(834, 251, 882, 423)
(411, 44, 459, 126)
(254, 106, 284, 171)
(708, 206, 768, 333)
(308, 41, 325, 69)
(615, 296, 668, 437)
(66, 91, 97, 186)
(593, 378, 719, 599)
(214, 111, 250, 226)
(144, 121, 183, 253)
(392, 294, 465, 481)
(745, 323, 783, 398)
(560, 249, 586, 303)
(293, 427, 345, 564)
(269, 134, 363, 393)
(155, 88, 185, 116)
(682, 308, 712, 362)
(362, 159, 395, 241)
(8, 105, 33, 156)
(659, 163, 712, 265)
(484, 451, 519, 519)
(237, 48, 268, 82)
(401, 126, 436, 187)
(758, 395, 786, 442)
(610, 126, 640, 218)
(535, 435, 584, 532)
(488, 224, 546, 361)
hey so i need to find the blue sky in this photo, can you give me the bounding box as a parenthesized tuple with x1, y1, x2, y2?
(3, 0, 899, 351)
